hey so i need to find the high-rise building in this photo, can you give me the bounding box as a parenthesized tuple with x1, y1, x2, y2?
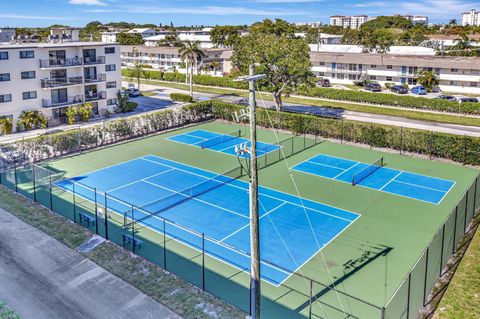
(462, 9, 480, 26)
(330, 15, 369, 29)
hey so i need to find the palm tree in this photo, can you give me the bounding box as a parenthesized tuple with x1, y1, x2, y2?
(130, 62, 146, 90)
(179, 41, 206, 97)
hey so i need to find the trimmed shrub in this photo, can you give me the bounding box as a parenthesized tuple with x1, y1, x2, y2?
(170, 93, 193, 103)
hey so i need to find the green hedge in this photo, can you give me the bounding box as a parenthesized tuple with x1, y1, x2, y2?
(196, 100, 480, 165)
(122, 69, 480, 115)
(170, 93, 193, 103)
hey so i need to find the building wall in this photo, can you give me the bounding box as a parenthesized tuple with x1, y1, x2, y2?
(0, 29, 15, 43)
(0, 43, 121, 132)
(462, 10, 480, 26)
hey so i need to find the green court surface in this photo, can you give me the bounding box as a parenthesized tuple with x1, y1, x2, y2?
(5, 120, 479, 319)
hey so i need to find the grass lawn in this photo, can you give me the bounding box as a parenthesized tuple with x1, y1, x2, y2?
(433, 216, 480, 319)
(134, 78, 480, 128)
(0, 301, 20, 319)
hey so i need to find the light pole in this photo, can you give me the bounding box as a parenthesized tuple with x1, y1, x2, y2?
(235, 64, 266, 319)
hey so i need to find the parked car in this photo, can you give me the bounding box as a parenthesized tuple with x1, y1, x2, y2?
(458, 97, 479, 103)
(364, 82, 382, 92)
(410, 86, 427, 95)
(123, 88, 141, 98)
(435, 95, 457, 101)
(317, 79, 331, 88)
(390, 85, 408, 94)
(235, 98, 249, 106)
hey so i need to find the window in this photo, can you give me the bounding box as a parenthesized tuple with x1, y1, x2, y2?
(370, 75, 377, 80)
(386, 65, 393, 70)
(386, 76, 393, 82)
(370, 64, 377, 69)
(107, 98, 118, 106)
(450, 81, 458, 86)
(0, 73, 10, 81)
(22, 91, 37, 100)
(470, 82, 478, 87)
(105, 47, 115, 54)
(0, 52, 8, 60)
(471, 69, 480, 75)
(451, 68, 459, 73)
(105, 64, 116, 72)
(319, 62, 325, 66)
(21, 71, 36, 79)
(435, 68, 441, 75)
(20, 50, 34, 59)
(106, 81, 116, 88)
(0, 94, 12, 103)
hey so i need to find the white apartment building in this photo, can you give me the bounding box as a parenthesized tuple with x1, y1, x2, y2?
(462, 9, 480, 26)
(0, 42, 122, 131)
(310, 45, 480, 94)
(403, 15, 429, 25)
(127, 28, 159, 38)
(121, 45, 233, 75)
(0, 28, 16, 43)
(144, 28, 215, 49)
(330, 15, 369, 29)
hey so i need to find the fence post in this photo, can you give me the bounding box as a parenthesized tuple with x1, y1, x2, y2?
(49, 173, 53, 210)
(104, 193, 109, 240)
(163, 219, 167, 270)
(406, 273, 412, 319)
(72, 182, 77, 223)
(381, 307, 385, 319)
(423, 247, 429, 306)
(440, 224, 445, 276)
(308, 279, 313, 319)
(464, 190, 469, 233)
(202, 233, 205, 292)
(32, 165, 37, 202)
(13, 159, 18, 193)
(452, 207, 458, 253)
(474, 178, 478, 212)
(131, 205, 136, 254)
(94, 188, 98, 235)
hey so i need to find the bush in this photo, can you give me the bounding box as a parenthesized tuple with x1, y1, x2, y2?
(170, 93, 193, 103)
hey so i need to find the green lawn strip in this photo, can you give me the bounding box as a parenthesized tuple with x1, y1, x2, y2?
(141, 90, 158, 97)
(135, 79, 480, 127)
(433, 215, 480, 319)
(0, 300, 20, 319)
(0, 186, 245, 319)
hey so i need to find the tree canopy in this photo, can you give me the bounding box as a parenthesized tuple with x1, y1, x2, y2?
(210, 26, 243, 47)
(117, 32, 145, 45)
(361, 16, 413, 31)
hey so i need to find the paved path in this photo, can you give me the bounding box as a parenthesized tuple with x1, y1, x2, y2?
(0, 208, 181, 319)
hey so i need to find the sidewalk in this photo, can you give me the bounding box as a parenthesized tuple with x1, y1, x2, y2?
(0, 208, 180, 319)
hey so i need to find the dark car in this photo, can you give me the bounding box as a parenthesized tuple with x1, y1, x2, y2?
(317, 79, 331, 88)
(458, 97, 479, 103)
(364, 82, 382, 92)
(390, 85, 408, 94)
(435, 95, 457, 101)
(411, 86, 427, 95)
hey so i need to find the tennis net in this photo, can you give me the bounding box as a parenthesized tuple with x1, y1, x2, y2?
(200, 130, 242, 149)
(125, 165, 246, 227)
(352, 157, 384, 186)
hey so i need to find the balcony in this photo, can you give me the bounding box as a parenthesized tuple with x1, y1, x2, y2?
(85, 91, 106, 101)
(41, 76, 83, 88)
(83, 56, 106, 65)
(42, 95, 84, 108)
(39, 57, 83, 69)
(84, 73, 106, 83)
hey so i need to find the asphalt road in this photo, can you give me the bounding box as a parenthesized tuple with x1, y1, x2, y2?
(0, 208, 180, 319)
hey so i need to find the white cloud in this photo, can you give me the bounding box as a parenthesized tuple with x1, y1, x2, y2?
(69, 0, 108, 6)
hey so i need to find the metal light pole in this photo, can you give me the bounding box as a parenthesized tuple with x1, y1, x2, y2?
(235, 64, 266, 319)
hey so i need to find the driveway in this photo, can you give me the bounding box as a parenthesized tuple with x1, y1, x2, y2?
(0, 208, 180, 319)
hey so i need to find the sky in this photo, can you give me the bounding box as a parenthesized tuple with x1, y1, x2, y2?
(1, 0, 480, 27)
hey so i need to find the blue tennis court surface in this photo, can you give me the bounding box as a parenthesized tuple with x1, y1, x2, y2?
(292, 154, 455, 205)
(167, 129, 281, 158)
(55, 155, 359, 285)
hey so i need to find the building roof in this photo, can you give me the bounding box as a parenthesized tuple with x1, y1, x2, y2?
(309, 44, 436, 55)
(0, 41, 116, 49)
(127, 28, 156, 34)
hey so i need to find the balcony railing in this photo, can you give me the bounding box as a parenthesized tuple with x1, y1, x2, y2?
(85, 91, 106, 101)
(42, 95, 84, 108)
(41, 76, 83, 88)
(84, 73, 106, 83)
(83, 56, 106, 65)
(39, 57, 83, 69)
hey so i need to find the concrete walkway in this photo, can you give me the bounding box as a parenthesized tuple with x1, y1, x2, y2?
(0, 208, 181, 319)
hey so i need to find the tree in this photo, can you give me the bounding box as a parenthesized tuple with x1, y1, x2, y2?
(250, 19, 296, 37)
(416, 71, 439, 92)
(179, 41, 206, 97)
(79, 102, 93, 122)
(210, 26, 242, 47)
(129, 49, 146, 90)
(65, 106, 78, 125)
(16, 111, 47, 131)
(0, 117, 13, 135)
(232, 33, 314, 111)
(209, 61, 221, 75)
(361, 16, 413, 31)
(80, 21, 103, 41)
(117, 32, 145, 45)
(116, 91, 138, 113)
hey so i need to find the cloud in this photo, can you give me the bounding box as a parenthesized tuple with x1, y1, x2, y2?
(0, 14, 70, 20)
(69, 0, 108, 6)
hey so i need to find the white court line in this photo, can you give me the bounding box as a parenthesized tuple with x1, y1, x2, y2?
(379, 171, 403, 191)
(304, 160, 349, 172)
(333, 162, 361, 180)
(219, 223, 250, 242)
(140, 156, 357, 223)
(106, 168, 174, 193)
(392, 179, 452, 193)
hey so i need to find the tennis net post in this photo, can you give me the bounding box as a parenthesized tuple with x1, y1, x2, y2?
(352, 157, 384, 186)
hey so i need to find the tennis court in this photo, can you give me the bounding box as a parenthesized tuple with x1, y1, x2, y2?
(55, 154, 359, 286)
(166, 129, 281, 157)
(292, 154, 455, 205)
